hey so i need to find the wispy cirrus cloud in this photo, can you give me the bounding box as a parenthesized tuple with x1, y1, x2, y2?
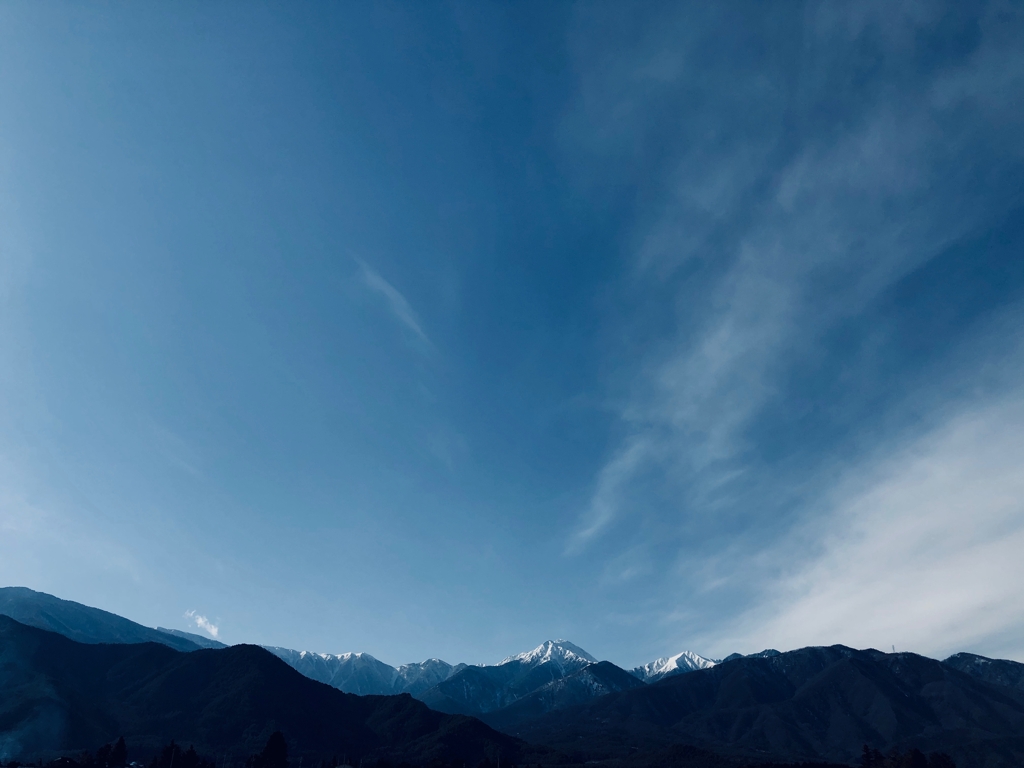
(566, 436, 652, 554)
(563, 1, 1024, 657)
(568, 1, 1024, 552)
(356, 259, 431, 346)
(185, 609, 220, 639)
(716, 388, 1024, 661)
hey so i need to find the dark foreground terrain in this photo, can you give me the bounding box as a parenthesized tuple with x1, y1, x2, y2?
(507, 645, 1024, 768)
(4, 611, 1024, 768)
(0, 738, 957, 768)
(0, 616, 520, 765)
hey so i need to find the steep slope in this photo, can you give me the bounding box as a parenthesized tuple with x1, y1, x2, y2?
(263, 647, 401, 695)
(944, 652, 1024, 692)
(516, 645, 1024, 768)
(418, 640, 596, 716)
(498, 640, 596, 672)
(632, 650, 717, 683)
(0, 587, 200, 653)
(482, 661, 646, 731)
(155, 627, 227, 650)
(0, 615, 521, 765)
(395, 659, 467, 696)
(721, 649, 781, 663)
(262, 647, 464, 696)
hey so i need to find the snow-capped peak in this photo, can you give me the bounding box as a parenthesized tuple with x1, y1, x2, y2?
(311, 650, 375, 662)
(500, 640, 597, 671)
(631, 650, 716, 682)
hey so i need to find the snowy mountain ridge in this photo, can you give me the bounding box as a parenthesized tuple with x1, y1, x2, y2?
(499, 639, 596, 671)
(0, 586, 722, 711)
(265, 637, 722, 699)
(262, 645, 468, 696)
(630, 649, 717, 683)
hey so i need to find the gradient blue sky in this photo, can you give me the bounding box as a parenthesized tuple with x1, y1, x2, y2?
(1, 2, 1022, 668)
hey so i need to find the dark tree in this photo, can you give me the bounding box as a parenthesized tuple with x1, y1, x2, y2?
(861, 745, 885, 767)
(110, 739, 127, 768)
(246, 733, 289, 768)
(88, 738, 127, 768)
(859, 748, 957, 768)
(148, 742, 214, 768)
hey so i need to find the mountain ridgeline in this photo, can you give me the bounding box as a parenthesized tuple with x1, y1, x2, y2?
(513, 645, 1024, 768)
(631, 649, 719, 683)
(416, 640, 598, 716)
(479, 660, 647, 731)
(0, 587, 209, 653)
(0, 615, 521, 765)
(0, 587, 723, 714)
(261, 638, 725, 719)
(4, 587, 1024, 767)
(260, 646, 468, 697)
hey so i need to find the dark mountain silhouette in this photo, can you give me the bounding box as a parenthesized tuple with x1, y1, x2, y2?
(418, 664, 526, 715)
(510, 645, 1024, 768)
(0, 588, 201, 653)
(481, 661, 646, 731)
(0, 615, 522, 765)
(942, 653, 1024, 693)
(7, 587, 1024, 767)
(721, 650, 782, 663)
(418, 641, 595, 716)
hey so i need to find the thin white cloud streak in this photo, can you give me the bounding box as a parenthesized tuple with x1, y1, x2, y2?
(185, 609, 220, 639)
(716, 395, 1024, 662)
(357, 260, 431, 345)
(568, 1, 1024, 550)
(566, 436, 652, 553)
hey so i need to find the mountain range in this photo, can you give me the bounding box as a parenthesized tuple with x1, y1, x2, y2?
(513, 645, 1024, 767)
(261, 646, 466, 697)
(631, 649, 719, 683)
(479, 659, 647, 731)
(0, 614, 520, 765)
(262, 638, 723, 707)
(0, 587, 206, 653)
(4, 586, 1024, 767)
(415, 639, 599, 716)
(0, 588, 718, 728)
(0, 588, 719, 698)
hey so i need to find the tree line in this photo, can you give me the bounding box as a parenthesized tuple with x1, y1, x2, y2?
(859, 745, 956, 768)
(0, 733, 518, 768)
(0, 736, 960, 768)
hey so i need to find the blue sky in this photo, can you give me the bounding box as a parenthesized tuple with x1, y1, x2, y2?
(1, 2, 1022, 668)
